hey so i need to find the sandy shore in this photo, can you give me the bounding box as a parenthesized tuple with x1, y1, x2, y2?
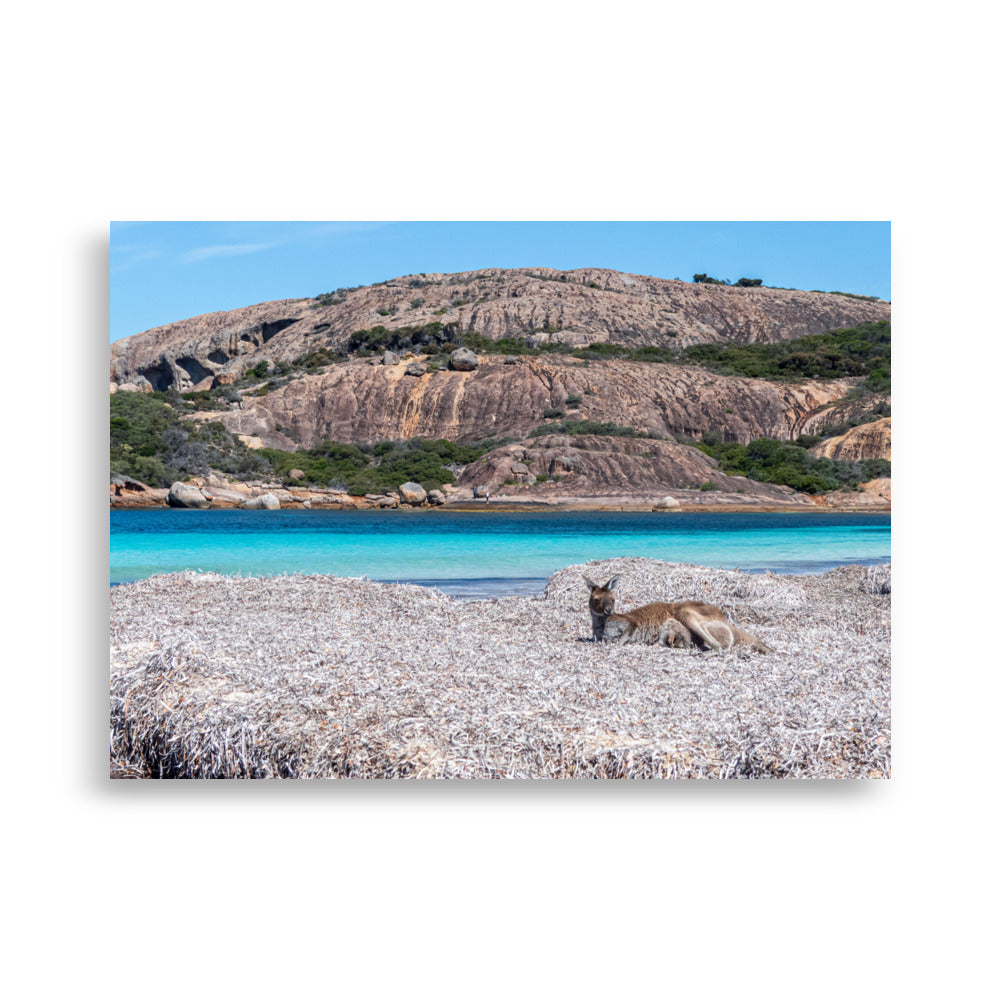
(439, 500, 890, 513)
(110, 558, 891, 779)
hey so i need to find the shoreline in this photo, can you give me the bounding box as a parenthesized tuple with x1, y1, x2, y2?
(112, 475, 890, 515)
(111, 497, 890, 514)
(111, 553, 893, 595)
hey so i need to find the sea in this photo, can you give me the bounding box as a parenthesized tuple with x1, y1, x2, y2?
(110, 509, 891, 599)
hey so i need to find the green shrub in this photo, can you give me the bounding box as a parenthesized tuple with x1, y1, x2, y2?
(694, 434, 891, 494)
(110, 392, 271, 487)
(529, 419, 659, 440)
(679, 321, 890, 392)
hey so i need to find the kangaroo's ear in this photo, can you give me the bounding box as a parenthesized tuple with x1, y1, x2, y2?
(605, 575, 620, 591)
(583, 575, 597, 590)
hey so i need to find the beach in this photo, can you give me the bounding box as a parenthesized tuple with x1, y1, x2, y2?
(110, 557, 891, 779)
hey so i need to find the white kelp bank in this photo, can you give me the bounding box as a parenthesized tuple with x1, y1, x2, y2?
(110, 559, 890, 779)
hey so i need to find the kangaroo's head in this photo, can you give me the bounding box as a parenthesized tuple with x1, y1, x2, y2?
(583, 575, 619, 617)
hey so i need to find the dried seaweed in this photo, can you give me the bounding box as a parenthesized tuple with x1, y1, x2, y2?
(110, 561, 891, 779)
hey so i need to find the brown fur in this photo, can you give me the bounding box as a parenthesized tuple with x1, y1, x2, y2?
(583, 575, 619, 641)
(603, 611, 693, 648)
(585, 578, 772, 653)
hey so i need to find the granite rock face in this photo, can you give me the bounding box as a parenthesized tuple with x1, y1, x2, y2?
(810, 417, 891, 462)
(240, 493, 281, 510)
(109, 267, 889, 392)
(195, 355, 855, 450)
(457, 434, 807, 503)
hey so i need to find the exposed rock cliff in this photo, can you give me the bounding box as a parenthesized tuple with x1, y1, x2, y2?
(204, 355, 856, 450)
(456, 433, 806, 503)
(109, 267, 890, 392)
(810, 417, 891, 462)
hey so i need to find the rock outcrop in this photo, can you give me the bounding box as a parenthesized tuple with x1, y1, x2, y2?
(240, 493, 281, 510)
(167, 482, 211, 508)
(110, 476, 168, 506)
(457, 434, 808, 504)
(811, 417, 891, 462)
(398, 482, 427, 506)
(654, 497, 681, 511)
(109, 267, 889, 392)
(449, 347, 479, 371)
(195, 355, 855, 449)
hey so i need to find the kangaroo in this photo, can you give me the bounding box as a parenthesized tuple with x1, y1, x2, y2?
(586, 576, 771, 652)
(582, 574, 619, 641)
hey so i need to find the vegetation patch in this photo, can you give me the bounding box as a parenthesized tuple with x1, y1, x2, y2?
(529, 420, 661, 440)
(693, 431, 891, 494)
(679, 321, 890, 393)
(259, 437, 492, 494)
(110, 392, 271, 487)
(111, 393, 499, 494)
(348, 321, 462, 355)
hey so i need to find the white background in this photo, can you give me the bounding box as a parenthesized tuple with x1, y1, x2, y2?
(4, 2, 994, 997)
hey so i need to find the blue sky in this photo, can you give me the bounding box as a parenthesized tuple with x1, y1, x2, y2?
(110, 221, 890, 343)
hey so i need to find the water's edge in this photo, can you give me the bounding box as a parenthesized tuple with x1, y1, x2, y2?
(111, 509, 890, 598)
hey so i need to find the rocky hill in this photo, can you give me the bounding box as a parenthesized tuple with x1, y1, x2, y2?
(110, 268, 890, 507)
(110, 267, 889, 393)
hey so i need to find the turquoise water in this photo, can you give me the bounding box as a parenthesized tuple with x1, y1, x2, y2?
(111, 509, 890, 596)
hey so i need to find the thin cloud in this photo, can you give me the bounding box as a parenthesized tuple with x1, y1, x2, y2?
(183, 242, 279, 263)
(110, 243, 164, 272)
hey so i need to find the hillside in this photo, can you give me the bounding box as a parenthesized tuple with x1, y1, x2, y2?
(109, 269, 890, 507)
(110, 267, 889, 393)
(195, 354, 860, 451)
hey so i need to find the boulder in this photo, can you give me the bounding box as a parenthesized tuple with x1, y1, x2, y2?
(199, 486, 250, 504)
(167, 482, 212, 508)
(654, 496, 681, 511)
(398, 482, 427, 505)
(117, 376, 153, 394)
(382, 351, 400, 366)
(427, 489, 446, 505)
(449, 348, 479, 371)
(404, 361, 427, 376)
(508, 461, 536, 485)
(289, 469, 306, 480)
(241, 493, 281, 510)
